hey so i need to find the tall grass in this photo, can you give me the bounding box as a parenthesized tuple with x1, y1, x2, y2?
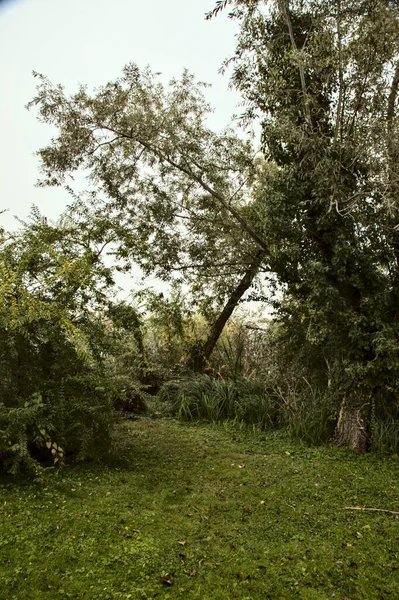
(159, 375, 277, 430)
(371, 418, 399, 454)
(273, 378, 336, 445)
(159, 374, 336, 444)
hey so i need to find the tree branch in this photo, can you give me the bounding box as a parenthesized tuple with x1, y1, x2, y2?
(278, 0, 313, 127)
(333, 0, 344, 148)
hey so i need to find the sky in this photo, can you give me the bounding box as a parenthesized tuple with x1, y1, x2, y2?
(0, 0, 240, 228)
(0, 0, 242, 294)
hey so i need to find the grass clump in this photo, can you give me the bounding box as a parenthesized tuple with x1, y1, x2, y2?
(160, 375, 335, 444)
(1, 418, 399, 599)
(159, 375, 277, 429)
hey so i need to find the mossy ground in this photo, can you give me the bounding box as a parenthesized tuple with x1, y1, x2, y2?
(1, 418, 399, 599)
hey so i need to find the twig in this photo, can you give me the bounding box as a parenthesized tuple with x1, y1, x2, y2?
(343, 506, 399, 516)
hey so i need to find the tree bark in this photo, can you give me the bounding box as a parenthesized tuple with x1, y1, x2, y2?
(335, 392, 371, 453)
(187, 250, 265, 372)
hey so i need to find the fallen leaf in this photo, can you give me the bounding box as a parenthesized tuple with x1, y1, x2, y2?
(178, 541, 187, 546)
(190, 570, 197, 577)
(238, 465, 245, 469)
(346, 543, 353, 548)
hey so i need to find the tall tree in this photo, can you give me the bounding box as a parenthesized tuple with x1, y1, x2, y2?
(210, 0, 399, 450)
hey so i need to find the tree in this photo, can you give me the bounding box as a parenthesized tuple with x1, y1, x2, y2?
(28, 66, 271, 369)
(209, 0, 399, 450)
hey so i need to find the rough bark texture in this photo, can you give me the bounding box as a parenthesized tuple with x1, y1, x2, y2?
(335, 394, 371, 453)
(188, 251, 265, 372)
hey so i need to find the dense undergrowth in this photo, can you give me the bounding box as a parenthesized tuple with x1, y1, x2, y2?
(2, 212, 399, 478)
(1, 418, 399, 600)
(159, 375, 399, 453)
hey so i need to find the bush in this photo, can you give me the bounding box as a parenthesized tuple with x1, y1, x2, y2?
(0, 212, 136, 475)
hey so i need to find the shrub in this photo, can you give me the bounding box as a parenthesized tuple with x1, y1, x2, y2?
(0, 212, 130, 475)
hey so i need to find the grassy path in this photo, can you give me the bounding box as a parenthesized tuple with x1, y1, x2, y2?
(1, 418, 399, 599)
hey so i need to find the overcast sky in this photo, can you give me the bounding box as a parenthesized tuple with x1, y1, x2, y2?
(0, 0, 240, 232)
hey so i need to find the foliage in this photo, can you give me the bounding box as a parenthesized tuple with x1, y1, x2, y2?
(1, 419, 399, 599)
(28, 65, 265, 308)
(103, 301, 149, 412)
(0, 210, 142, 474)
(207, 0, 399, 445)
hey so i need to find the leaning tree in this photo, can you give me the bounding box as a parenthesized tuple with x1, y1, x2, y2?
(28, 67, 273, 371)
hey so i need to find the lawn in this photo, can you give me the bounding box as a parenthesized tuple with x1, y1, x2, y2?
(1, 418, 399, 599)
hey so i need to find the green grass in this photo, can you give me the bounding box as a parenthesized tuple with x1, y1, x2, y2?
(1, 418, 399, 599)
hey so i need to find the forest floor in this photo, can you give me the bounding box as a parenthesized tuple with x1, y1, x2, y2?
(1, 418, 399, 600)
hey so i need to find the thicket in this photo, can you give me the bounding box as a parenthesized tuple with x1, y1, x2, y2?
(0, 212, 149, 474)
(2, 208, 398, 476)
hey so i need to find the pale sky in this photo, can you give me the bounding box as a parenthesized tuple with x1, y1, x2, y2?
(0, 0, 240, 231)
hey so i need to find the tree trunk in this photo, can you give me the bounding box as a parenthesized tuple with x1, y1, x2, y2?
(335, 392, 371, 453)
(187, 251, 265, 372)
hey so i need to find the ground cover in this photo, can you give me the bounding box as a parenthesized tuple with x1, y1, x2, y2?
(0, 418, 399, 599)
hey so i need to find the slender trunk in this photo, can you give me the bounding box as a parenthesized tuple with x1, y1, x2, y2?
(387, 62, 399, 205)
(187, 251, 265, 372)
(335, 391, 371, 453)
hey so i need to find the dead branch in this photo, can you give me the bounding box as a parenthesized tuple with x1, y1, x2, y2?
(343, 506, 399, 516)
